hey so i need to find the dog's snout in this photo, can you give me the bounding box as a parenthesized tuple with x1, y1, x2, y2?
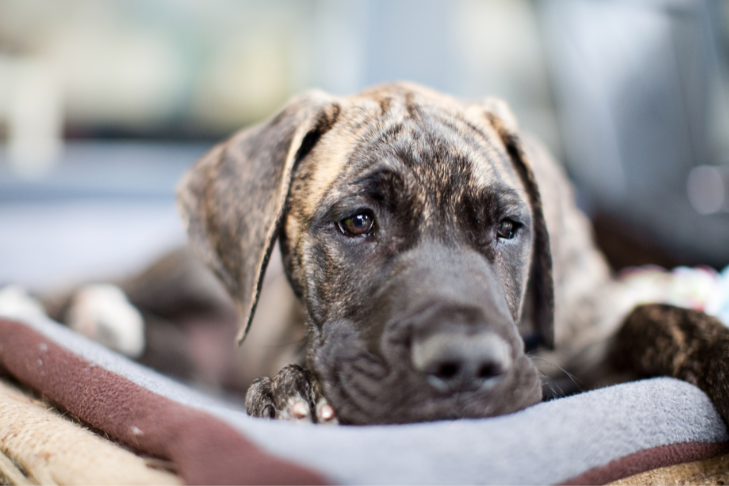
(411, 332, 512, 392)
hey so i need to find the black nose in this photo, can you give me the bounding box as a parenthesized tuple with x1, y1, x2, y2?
(411, 332, 512, 392)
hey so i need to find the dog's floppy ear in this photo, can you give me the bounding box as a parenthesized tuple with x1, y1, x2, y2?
(479, 98, 555, 349)
(177, 91, 340, 343)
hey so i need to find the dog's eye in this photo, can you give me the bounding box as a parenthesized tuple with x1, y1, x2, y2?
(497, 219, 517, 239)
(338, 211, 374, 236)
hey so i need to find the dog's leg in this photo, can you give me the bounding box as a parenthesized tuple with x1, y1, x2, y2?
(245, 364, 337, 424)
(612, 303, 729, 425)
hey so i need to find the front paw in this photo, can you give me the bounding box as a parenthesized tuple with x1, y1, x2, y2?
(66, 284, 145, 358)
(245, 364, 337, 424)
(614, 304, 729, 426)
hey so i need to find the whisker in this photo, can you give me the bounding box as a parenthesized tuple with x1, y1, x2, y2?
(539, 370, 564, 401)
(451, 390, 470, 418)
(528, 354, 583, 393)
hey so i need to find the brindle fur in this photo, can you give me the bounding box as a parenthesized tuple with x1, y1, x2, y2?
(613, 304, 729, 424)
(177, 82, 729, 425)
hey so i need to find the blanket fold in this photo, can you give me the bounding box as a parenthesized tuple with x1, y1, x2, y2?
(0, 317, 327, 485)
(0, 315, 727, 485)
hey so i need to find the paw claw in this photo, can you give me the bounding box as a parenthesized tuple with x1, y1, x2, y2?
(246, 365, 338, 424)
(320, 404, 336, 421)
(316, 400, 338, 424)
(292, 400, 309, 419)
(320, 404, 334, 420)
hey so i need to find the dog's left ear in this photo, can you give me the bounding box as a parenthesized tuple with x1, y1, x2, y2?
(177, 91, 340, 343)
(475, 98, 555, 349)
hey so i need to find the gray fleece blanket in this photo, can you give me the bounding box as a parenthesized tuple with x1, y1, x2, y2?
(3, 314, 728, 485)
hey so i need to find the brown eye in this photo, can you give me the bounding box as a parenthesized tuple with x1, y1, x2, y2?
(497, 219, 517, 239)
(338, 211, 374, 236)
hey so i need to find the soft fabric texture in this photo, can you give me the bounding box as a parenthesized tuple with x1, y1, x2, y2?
(0, 314, 727, 485)
(0, 317, 327, 485)
(0, 379, 181, 485)
(608, 451, 729, 485)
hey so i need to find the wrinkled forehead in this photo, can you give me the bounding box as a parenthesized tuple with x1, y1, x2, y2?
(296, 97, 527, 218)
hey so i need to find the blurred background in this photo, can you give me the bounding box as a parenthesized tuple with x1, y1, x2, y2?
(1, 0, 729, 292)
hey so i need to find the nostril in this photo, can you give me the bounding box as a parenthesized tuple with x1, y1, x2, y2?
(432, 361, 460, 380)
(477, 362, 503, 380)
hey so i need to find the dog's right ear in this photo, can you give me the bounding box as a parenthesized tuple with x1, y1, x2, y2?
(177, 91, 340, 343)
(475, 98, 555, 350)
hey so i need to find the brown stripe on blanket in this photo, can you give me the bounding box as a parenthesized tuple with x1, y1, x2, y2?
(561, 441, 729, 485)
(0, 318, 328, 485)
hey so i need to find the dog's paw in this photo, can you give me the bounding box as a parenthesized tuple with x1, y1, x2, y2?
(614, 303, 729, 426)
(245, 364, 337, 424)
(0, 285, 47, 320)
(66, 284, 145, 358)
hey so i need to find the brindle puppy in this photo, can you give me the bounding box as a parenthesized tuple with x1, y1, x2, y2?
(177, 82, 729, 426)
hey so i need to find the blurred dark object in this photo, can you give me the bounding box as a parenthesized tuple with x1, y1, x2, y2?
(541, 0, 729, 269)
(592, 213, 684, 271)
(121, 248, 247, 395)
(39, 247, 249, 396)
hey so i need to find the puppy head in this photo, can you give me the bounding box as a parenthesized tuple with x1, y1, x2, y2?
(178, 83, 553, 424)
